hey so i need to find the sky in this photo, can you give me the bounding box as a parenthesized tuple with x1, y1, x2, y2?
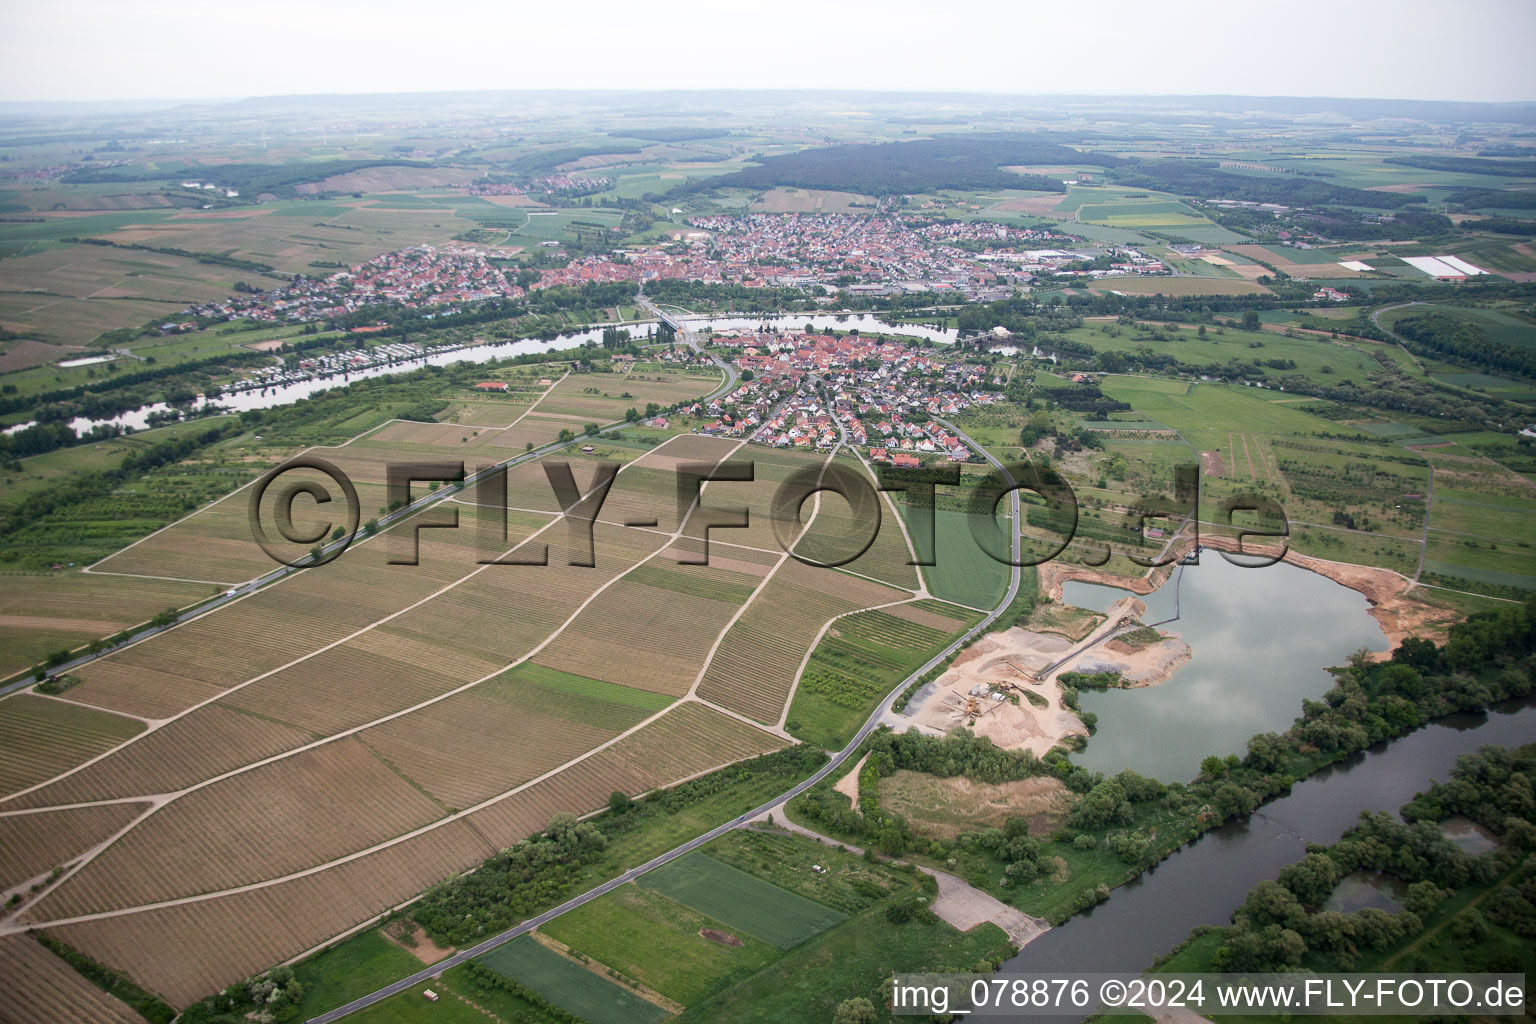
(2, 0, 1533, 105)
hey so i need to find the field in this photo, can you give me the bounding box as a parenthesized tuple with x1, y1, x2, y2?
(639, 851, 847, 949)
(1087, 276, 1271, 296)
(0, 423, 802, 1008)
(539, 884, 779, 1005)
(786, 603, 978, 748)
(0, 695, 144, 797)
(0, 801, 146, 891)
(0, 572, 220, 679)
(0, 933, 150, 1024)
(0, 199, 479, 345)
(878, 770, 1075, 839)
(476, 936, 671, 1024)
(696, 556, 908, 725)
(749, 187, 872, 213)
(904, 508, 1012, 609)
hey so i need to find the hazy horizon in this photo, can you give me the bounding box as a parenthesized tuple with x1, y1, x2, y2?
(3, 0, 1534, 105)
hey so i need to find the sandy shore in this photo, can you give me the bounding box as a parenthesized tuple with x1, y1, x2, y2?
(902, 597, 1150, 757)
(1071, 633, 1192, 688)
(906, 627, 1088, 757)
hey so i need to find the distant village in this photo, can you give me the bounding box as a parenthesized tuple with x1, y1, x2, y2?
(537, 213, 1167, 299)
(179, 245, 526, 326)
(174, 211, 1175, 331)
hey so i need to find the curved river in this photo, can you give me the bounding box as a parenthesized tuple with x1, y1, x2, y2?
(14, 314, 952, 439)
(1005, 696, 1536, 1009)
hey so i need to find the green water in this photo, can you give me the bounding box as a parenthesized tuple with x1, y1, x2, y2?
(1061, 554, 1389, 781)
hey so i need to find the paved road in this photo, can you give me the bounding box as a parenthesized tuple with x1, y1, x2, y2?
(309, 421, 1023, 1023)
(2, 321, 740, 700)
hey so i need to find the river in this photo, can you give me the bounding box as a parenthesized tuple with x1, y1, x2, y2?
(14, 314, 953, 439)
(689, 313, 958, 344)
(1060, 556, 1390, 782)
(1006, 697, 1536, 1004)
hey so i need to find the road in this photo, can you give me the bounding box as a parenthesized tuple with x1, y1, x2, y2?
(1, 310, 741, 700)
(308, 422, 1023, 1023)
(636, 294, 740, 395)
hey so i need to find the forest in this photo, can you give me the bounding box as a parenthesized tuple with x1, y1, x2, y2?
(61, 158, 425, 196)
(673, 135, 1123, 196)
(1394, 311, 1536, 381)
(1385, 154, 1536, 178)
(1107, 159, 1419, 210)
(1443, 188, 1536, 211)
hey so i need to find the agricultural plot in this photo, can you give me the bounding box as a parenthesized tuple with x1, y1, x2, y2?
(374, 523, 666, 668)
(540, 884, 780, 1006)
(213, 621, 506, 738)
(686, 445, 834, 553)
(0, 801, 147, 892)
(537, 368, 723, 421)
(357, 663, 670, 810)
(0, 572, 219, 679)
(438, 397, 537, 428)
(1224, 244, 1377, 279)
(511, 208, 626, 243)
(787, 603, 978, 748)
(27, 736, 450, 919)
(85, 429, 556, 584)
(640, 851, 846, 950)
(476, 936, 671, 1024)
(65, 522, 499, 720)
(696, 556, 907, 724)
(793, 454, 921, 591)
(533, 562, 762, 697)
(358, 419, 504, 449)
(464, 701, 784, 848)
(0, 933, 149, 1024)
(1062, 320, 1386, 387)
(483, 411, 589, 451)
(0, 695, 143, 798)
(8, 702, 315, 810)
(47, 815, 498, 1008)
(904, 508, 1012, 610)
(1088, 276, 1270, 296)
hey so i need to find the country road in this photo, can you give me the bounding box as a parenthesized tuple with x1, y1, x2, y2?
(307, 405, 1024, 1023)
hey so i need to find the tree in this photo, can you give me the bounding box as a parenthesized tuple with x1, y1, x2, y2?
(607, 790, 631, 814)
(832, 997, 878, 1024)
(1242, 310, 1262, 332)
(583, 423, 600, 437)
(1277, 852, 1339, 907)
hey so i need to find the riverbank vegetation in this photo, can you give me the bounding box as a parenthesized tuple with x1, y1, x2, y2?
(1139, 741, 1536, 989)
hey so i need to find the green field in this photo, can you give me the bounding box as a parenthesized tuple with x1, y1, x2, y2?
(540, 884, 779, 1005)
(787, 605, 978, 749)
(477, 935, 671, 1024)
(291, 929, 426, 1019)
(902, 508, 1012, 610)
(640, 851, 846, 949)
